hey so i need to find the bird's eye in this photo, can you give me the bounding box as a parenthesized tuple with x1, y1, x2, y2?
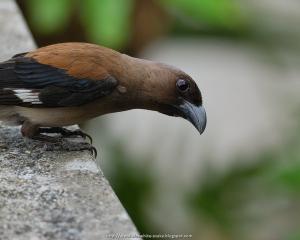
(176, 79, 190, 92)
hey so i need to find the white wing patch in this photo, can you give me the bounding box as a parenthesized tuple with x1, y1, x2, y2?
(6, 88, 43, 104)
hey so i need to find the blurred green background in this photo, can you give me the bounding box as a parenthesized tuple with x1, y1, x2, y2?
(17, 0, 300, 239)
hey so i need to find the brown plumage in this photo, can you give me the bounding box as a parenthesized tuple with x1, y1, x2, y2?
(0, 42, 206, 143)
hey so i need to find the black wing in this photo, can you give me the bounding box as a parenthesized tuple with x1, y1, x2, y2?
(0, 56, 118, 107)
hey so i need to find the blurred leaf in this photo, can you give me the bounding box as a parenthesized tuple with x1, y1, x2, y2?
(187, 161, 271, 228)
(274, 164, 300, 192)
(288, 232, 300, 240)
(106, 142, 155, 234)
(159, 0, 246, 30)
(27, 0, 71, 34)
(271, 124, 300, 193)
(81, 0, 134, 49)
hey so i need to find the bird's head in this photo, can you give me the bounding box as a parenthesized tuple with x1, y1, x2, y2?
(152, 64, 207, 134)
(116, 57, 207, 134)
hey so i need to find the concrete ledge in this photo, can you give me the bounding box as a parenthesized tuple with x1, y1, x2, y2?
(0, 1, 139, 239)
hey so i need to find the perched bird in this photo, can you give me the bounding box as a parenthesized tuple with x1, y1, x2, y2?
(0, 43, 206, 152)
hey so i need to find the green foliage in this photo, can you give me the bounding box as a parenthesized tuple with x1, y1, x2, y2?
(27, 0, 72, 34)
(106, 128, 300, 238)
(27, 0, 133, 49)
(185, 122, 300, 237)
(80, 0, 133, 49)
(25, 0, 248, 50)
(288, 232, 300, 240)
(159, 0, 246, 30)
(106, 142, 155, 234)
(275, 164, 300, 192)
(103, 118, 300, 237)
(271, 129, 300, 193)
(187, 161, 271, 229)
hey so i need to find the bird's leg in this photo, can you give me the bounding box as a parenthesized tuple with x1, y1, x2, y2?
(37, 127, 93, 143)
(21, 121, 62, 143)
(21, 122, 97, 157)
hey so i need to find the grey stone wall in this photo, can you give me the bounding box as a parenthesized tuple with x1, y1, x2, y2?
(0, 1, 139, 239)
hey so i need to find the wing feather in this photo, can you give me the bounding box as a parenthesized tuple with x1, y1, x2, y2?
(0, 56, 118, 107)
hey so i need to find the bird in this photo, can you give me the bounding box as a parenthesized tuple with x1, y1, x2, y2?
(0, 42, 206, 154)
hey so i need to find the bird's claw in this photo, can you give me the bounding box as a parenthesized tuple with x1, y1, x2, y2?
(68, 143, 97, 158)
(41, 140, 98, 158)
(87, 145, 97, 158)
(37, 127, 93, 144)
(69, 130, 93, 144)
(62, 142, 97, 158)
(31, 130, 97, 158)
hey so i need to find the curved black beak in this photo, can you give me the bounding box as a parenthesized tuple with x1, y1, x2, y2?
(176, 100, 207, 134)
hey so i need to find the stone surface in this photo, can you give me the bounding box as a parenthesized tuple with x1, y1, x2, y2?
(0, 0, 35, 61)
(0, 1, 139, 239)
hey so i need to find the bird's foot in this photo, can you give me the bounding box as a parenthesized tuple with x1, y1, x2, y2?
(30, 134, 97, 158)
(44, 140, 97, 158)
(31, 133, 61, 143)
(37, 127, 93, 143)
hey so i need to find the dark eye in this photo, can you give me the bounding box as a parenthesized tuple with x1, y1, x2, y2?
(176, 79, 190, 92)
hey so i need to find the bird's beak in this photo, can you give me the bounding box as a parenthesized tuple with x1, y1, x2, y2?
(176, 100, 207, 134)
